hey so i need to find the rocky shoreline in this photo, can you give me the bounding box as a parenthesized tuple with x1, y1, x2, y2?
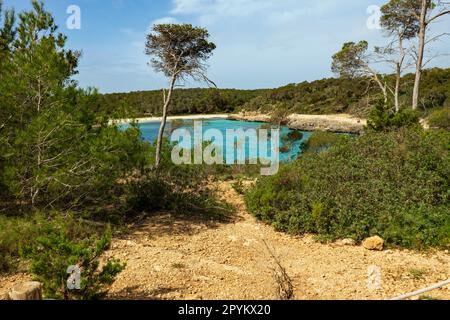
(229, 112, 367, 134)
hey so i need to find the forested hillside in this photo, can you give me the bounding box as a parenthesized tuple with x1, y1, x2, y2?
(98, 88, 265, 117)
(99, 68, 450, 118)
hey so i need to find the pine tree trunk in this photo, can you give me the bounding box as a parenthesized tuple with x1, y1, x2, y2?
(155, 75, 176, 168)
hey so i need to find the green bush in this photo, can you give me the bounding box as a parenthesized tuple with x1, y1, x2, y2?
(245, 128, 450, 249)
(20, 216, 124, 300)
(300, 131, 343, 154)
(126, 141, 234, 219)
(0, 213, 102, 273)
(428, 107, 450, 131)
(367, 101, 420, 131)
(0, 216, 38, 273)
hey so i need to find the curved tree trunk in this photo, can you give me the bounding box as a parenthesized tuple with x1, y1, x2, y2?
(155, 75, 176, 168)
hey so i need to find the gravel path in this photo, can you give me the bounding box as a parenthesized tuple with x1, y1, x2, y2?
(106, 181, 450, 300)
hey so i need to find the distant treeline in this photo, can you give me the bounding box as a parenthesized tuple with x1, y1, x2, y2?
(99, 67, 450, 118)
(98, 88, 265, 117)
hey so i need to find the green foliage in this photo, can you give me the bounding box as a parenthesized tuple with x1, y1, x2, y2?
(367, 100, 420, 131)
(380, 0, 421, 39)
(98, 88, 264, 117)
(245, 128, 450, 249)
(0, 212, 100, 273)
(20, 216, 124, 300)
(146, 23, 216, 80)
(0, 1, 151, 214)
(127, 141, 234, 219)
(428, 107, 450, 131)
(0, 215, 37, 272)
(331, 41, 370, 79)
(300, 131, 343, 154)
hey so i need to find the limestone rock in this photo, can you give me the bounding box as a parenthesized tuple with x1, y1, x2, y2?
(362, 236, 384, 251)
(341, 238, 356, 246)
(334, 238, 356, 246)
(9, 281, 43, 300)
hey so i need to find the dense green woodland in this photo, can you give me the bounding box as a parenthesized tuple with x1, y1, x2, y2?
(98, 88, 264, 117)
(99, 68, 450, 118)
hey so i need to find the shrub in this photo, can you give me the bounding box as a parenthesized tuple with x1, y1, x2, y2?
(367, 101, 420, 131)
(428, 107, 450, 131)
(0, 216, 39, 273)
(127, 175, 173, 213)
(0, 213, 103, 273)
(127, 141, 234, 219)
(20, 217, 124, 300)
(300, 131, 344, 154)
(245, 128, 450, 249)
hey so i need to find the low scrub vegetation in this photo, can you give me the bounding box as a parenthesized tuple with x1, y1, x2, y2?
(300, 131, 343, 154)
(428, 107, 450, 131)
(245, 128, 450, 249)
(367, 101, 420, 132)
(20, 215, 124, 300)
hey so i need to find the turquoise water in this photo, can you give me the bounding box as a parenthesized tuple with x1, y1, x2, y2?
(124, 118, 311, 163)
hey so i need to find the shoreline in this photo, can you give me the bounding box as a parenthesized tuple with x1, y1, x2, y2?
(229, 113, 367, 134)
(111, 113, 367, 134)
(109, 114, 230, 125)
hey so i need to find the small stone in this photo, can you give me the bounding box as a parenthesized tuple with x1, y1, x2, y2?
(362, 236, 384, 251)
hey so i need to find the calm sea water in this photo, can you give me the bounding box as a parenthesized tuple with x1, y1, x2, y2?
(123, 119, 311, 163)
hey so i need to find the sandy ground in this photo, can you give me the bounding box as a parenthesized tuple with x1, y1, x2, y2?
(105, 181, 449, 300)
(1, 181, 448, 300)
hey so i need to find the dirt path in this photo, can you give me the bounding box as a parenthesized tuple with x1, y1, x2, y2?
(106, 181, 450, 300)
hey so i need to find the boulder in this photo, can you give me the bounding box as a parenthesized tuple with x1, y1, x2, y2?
(9, 281, 43, 300)
(362, 236, 384, 251)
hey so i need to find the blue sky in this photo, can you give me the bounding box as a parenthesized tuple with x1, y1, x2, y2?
(5, 0, 450, 93)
